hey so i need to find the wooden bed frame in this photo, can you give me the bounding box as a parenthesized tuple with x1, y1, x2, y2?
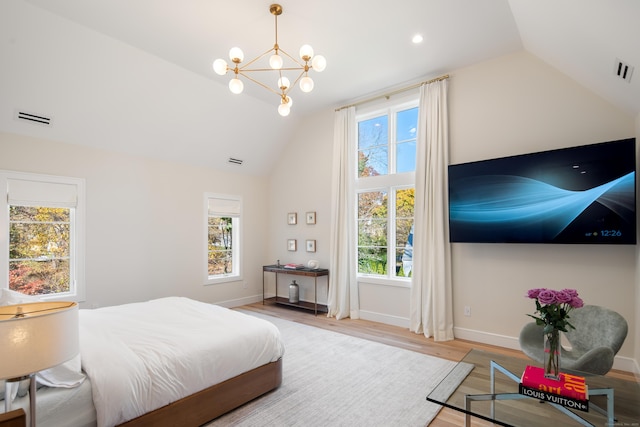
(0, 408, 26, 427)
(119, 358, 283, 427)
(0, 356, 282, 427)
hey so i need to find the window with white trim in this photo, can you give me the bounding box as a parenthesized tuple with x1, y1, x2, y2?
(205, 193, 241, 284)
(0, 171, 86, 300)
(356, 100, 417, 280)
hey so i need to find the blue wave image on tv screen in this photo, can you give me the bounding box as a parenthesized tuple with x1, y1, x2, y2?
(448, 138, 636, 244)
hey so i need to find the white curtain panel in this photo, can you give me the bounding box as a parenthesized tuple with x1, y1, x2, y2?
(409, 79, 454, 341)
(327, 106, 359, 320)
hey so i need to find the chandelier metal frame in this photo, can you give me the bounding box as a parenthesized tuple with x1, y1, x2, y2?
(213, 4, 326, 116)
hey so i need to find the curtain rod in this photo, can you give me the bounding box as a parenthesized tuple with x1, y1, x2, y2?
(335, 74, 449, 111)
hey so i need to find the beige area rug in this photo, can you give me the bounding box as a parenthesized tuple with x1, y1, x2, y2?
(208, 311, 473, 427)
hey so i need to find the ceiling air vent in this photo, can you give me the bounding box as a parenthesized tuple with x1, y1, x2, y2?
(15, 110, 53, 126)
(614, 58, 634, 83)
(228, 157, 243, 165)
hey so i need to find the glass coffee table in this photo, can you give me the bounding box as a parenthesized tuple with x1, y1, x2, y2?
(427, 349, 640, 427)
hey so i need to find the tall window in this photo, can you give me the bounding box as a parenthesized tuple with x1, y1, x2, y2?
(1, 171, 86, 300)
(356, 101, 417, 280)
(205, 193, 241, 284)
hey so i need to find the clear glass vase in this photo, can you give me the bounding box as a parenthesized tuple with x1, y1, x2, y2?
(544, 328, 561, 380)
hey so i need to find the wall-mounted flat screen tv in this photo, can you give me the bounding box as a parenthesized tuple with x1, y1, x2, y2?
(448, 138, 636, 244)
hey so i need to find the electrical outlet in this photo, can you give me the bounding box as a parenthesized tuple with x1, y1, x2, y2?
(243, 281, 248, 289)
(464, 306, 471, 317)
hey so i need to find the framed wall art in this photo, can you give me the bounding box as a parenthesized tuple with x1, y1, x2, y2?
(306, 211, 316, 225)
(287, 239, 297, 251)
(306, 239, 316, 252)
(287, 212, 297, 225)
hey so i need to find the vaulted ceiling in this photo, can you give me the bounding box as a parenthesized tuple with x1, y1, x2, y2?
(1, 0, 638, 175)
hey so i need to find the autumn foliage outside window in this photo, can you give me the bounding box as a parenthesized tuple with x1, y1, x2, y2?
(9, 206, 71, 295)
(356, 104, 417, 279)
(208, 216, 233, 275)
(206, 194, 241, 282)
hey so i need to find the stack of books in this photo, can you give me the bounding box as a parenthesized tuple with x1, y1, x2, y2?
(519, 365, 589, 412)
(283, 263, 304, 269)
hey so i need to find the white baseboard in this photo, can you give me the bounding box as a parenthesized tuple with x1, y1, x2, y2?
(343, 316, 639, 374)
(216, 294, 263, 308)
(358, 310, 410, 328)
(219, 302, 639, 375)
(454, 326, 639, 374)
(454, 326, 521, 350)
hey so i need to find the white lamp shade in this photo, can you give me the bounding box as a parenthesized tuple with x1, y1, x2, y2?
(299, 76, 314, 92)
(0, 302, 79, 380)
(311, 55, 327, 72)
(299, 44, 314, 61)
(229, 47, 244, 63)
(269, 54, 283, 70)
(213, 59, 228, 75)
(229, 78, 244, 94)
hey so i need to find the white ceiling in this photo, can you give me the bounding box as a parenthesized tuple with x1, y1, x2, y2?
(1, 0, 638, 175)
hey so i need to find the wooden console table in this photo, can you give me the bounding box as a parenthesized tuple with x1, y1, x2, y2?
(262, 264, 329, 315)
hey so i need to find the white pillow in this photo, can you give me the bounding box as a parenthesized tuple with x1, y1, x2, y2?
(37, 355, 86, 388)
(0, 380, 26, 402)
(0, 288, 42, 306)
(0, 358, 85, 402)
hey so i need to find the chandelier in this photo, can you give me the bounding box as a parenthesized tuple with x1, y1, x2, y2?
(212, 4, 326, 116)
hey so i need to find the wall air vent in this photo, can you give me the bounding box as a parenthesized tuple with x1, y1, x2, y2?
(614, 58, 634, 83)
(228, 157, 243, 165)
(15, 110, 53, 126)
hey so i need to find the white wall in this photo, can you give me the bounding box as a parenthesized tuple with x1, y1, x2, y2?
(1, 46, 636, 371)
(271, 51, 638, 371)
(0, 0, 293, 177)
(265, 109, 334, 303)
(636, 112, 640, 372)
(449, 52, 636, 372)
(0, 132, 269, 309)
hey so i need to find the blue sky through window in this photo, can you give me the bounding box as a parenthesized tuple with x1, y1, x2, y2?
(358, 107, 417, 176)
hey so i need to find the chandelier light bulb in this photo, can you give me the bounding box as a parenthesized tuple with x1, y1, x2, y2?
(299, 44, 314, 61)
(269, 54, 283, 70)
(311, 55, 327, 72)
(229, 47, 244, 63)
(213, 59, 228, 75)
(229, 78, 244, 94)
(278, 76, 290, 90)
(213, 4, 327, 116)
(299, 76, 314, 93)
(278, 103, 291, 116)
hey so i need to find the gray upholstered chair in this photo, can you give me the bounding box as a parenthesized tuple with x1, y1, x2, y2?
(519, 305, 628, 375)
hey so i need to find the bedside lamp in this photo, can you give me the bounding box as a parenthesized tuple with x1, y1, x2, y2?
(0, 301, 79, 427)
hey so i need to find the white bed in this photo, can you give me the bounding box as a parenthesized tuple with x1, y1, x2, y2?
(9, 379, 95, 427)
(3, 296, 285, 427)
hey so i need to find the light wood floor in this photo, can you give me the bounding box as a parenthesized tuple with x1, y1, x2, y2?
(240, 302, 638, 427)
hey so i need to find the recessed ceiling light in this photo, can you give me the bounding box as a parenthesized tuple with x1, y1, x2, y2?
(412, 34, 423, 44)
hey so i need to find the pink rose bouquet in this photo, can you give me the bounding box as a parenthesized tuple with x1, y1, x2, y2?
(526, 288, 584, 333)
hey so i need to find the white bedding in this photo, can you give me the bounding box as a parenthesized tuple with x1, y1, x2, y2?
(79, 297, 284, 427)
(11, 377, 96, 427)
